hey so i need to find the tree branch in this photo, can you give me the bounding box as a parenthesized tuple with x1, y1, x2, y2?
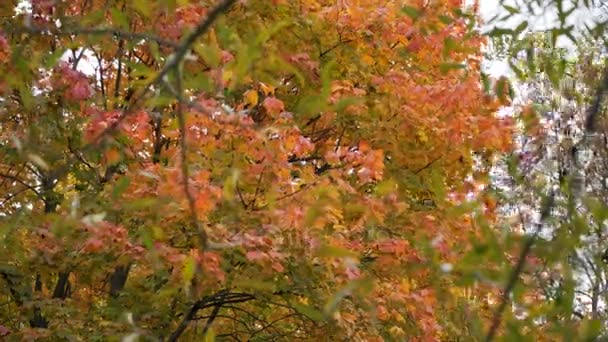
(485, 192, 554, 342)
(14, 25, 179, 48)
(45, 0, 237, 203)
(0, 172, 40, 196)
(173, 66, 208, 251)
(585, 66, 608, 133)
(168, 290, 255, 342)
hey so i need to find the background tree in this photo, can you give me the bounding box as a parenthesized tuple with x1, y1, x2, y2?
(481, 1, 608, 339)
(0, 1, 512, 340)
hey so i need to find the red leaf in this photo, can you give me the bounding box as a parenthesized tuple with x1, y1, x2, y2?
(246, 250, 268, 261)
(0, 324, 10, 336)
(262, 97, 285, 115)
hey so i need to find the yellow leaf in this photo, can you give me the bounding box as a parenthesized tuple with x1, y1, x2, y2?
(204, 328, 215, 342)
(105, 148, 121, 165)
(222, 169, 240, 201)
(132, 0, 151, 18)
(222, 70, 233, 84)
(151, 226, 165, 240)
(415, 129, 428, 144)
(362, 54, 374, 65)
(259, 82, 275, 96)
(389, 326, 406, 337)
(244, 90, 259, 107)
(400, 279, 411, 294)
(316, 244, 358, 258)
(182, 256, 196, 287)
(393, 312, 406, 323)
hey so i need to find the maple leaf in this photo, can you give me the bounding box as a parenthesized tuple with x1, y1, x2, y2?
(262, 96, 284, 115)
(0, 0, 524, 340)
(51, 62, 93, 101)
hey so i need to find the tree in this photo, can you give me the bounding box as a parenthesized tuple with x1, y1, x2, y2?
(480, 1, 608, 339)
(0, 1, 511, 340)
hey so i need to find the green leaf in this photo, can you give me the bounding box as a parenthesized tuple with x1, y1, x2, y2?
(194, 44, 221, 68)
(112, 176, 131, 199)
(579, 319, 602, 340)
(331, 97, 362, 113)
(110, 8, 129, 29)
(488, 27, 514, 37)
(320, 60, 335, 99)
(439, 63, 465, 74)
(375, 179, 397, 196)
(481, 72, 491, 94)
(316, 245, 358, 258)
(401, 6, 421, 21)
(140, 227, 154, 250)
(509, 61, 526, 79)
(438, 15, 453, 25)
(132, 0, 151, 18)
(254, 21, 291, 45)
(291, 302, 325, 321)
(82, 9, 105, 26)
(182, 255, 196, 286)
(429, 169, 446, 201)
(515, 21, 528, 34)
(204, 328, 216, 342)
(124, 197, 160, 210)
(443, 37, 459, 55)
(222, 169, 240, 201)
(502, 5, 520, 15)
(44, 49, 66, 69)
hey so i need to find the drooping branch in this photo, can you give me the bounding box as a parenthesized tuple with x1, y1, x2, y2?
(13, 25, 180, 48)
(168, 290, 255, 342)
(0, 171, 41, 197)
(413, 155, 443, 175)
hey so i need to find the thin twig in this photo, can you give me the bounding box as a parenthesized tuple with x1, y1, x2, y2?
(88, 0, 237, 144)
(0, 186, 35, 210)
(485, 193, 554, 342)
(201, 304, 221, 336)
(319, 38, 353, 58)
(168, 291, 255, 341)
(173, 66, 208, 250)
(0, 172, 41, 196)
(235, 183, 248, 209)
(413, 155, 442, 174)
(114, 39, 125, 104)
(43, 0, 237, 203)
(15, 25, 179, 48)
(276, 184, 310, 201)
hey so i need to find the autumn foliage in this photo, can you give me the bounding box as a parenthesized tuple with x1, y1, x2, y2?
(0, 0, 513, 340)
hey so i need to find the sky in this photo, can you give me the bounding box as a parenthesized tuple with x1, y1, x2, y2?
(477, 1, 606, 76)
(54, 1, 608, 79)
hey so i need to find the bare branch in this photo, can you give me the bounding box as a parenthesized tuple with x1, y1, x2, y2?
(0, 172, 40, 196)
(14, 25, 179, 48)
(168, 290, 255, 342)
